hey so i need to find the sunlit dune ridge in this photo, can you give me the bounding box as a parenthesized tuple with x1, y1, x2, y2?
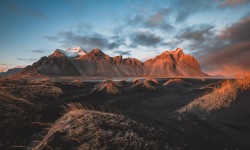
(177, 72, 250, 114)
(144, 78, 160, 85)
(91, 80, 121, 95)
(31, 103, 169, 150)
(131, 79, 156, 90)
(163, 79, 191, 87)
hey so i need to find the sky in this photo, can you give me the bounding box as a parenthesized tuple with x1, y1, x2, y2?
(0, 0, 250, 76)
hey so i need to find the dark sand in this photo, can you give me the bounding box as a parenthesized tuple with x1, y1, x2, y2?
(0, 77, 249, 149)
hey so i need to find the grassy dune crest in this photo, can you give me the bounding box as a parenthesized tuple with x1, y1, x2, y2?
(32, 103, 170, 150)
(91, 80, 121, 95)
(177, 72, 250, 114)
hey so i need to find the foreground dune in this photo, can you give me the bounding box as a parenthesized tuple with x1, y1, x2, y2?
(31, 103, 170, 150)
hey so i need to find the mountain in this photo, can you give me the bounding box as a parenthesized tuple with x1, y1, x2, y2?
(143, 48, 206, 77)
(54, 47, 87, 58)
(66, 47, 87, 56)
(0, 66, 24, 77)
(19, 48, 208, 77)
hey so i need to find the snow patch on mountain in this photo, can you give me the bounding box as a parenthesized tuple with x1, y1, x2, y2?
(57, 47, 87, 58)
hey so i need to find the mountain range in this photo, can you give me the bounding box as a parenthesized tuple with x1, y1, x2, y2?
(0, 66, 24, 77)
(19, 47, 208, 77)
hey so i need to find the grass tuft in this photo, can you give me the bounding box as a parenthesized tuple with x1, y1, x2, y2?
(31, 103, 170, 150)
(144, 78, 159, 85)
(163, 79, 190, 88)
(92, 80, 121, 95)
(131, 80, 156, 90)
(177, 72, 250, 115)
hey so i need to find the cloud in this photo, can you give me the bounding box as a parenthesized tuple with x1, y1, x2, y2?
(177, 24, 215, 41)
(175, 11, 190, 23)
(176, 24, 215, 50)
(17, 58, 37, 62)
(129, 30, 163, 47)
(144, 8, 173, 31)
(126, 8, 173, 32)
(4, 2, 22, 14)
(113, 50, 131, 56)
(44, 36, 59, 42)
(29, 10, 48, 21)
(201, 41, 250, 67)
(45, 30, 125, 51)
(172, 0, 215, 23)
(3, 1, 48, 21)
(127, 15, 144, 27)
(219, 0, 250, 7)
(0, 64, 7, 66)
(0, 67, 8, 73)
(146, 8, 170, 26)
(31, 50, 44, 53)
(218, 16, 250, 43)
(190, 15, 250, 76)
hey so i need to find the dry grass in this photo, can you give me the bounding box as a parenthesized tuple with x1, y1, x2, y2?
(144, 78, 159, 85)
(236, 72, 250, 91)
(0, 78, 63, 101)
(31, 103, 170, 150)
(118, 80, 128, 87)
(163, 79, 190, 88)
(0, 91, 40, 149)
(132, 79, 140, 84)
(68, 79, 83, 86)
(1, 85, 63, 101)
(177, 72, 250, 115)
(92, 80, 121, 95)
(131, 80, 156, 90)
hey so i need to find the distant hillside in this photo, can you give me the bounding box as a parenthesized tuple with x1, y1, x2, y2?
(0, 67, 24, 77)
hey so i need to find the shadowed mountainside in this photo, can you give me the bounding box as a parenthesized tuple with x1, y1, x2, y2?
(19, 48, 208, 77)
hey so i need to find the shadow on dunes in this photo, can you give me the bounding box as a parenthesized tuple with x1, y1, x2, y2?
(0, 91, 41, 149)
(31, 103, 171, 150)
(0, 78, 63, 101)
(118, 79, 128, 87)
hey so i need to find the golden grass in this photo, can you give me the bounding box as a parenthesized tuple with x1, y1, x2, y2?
(177, 72, 250, 114)
(1, 85, 63, 101)
(0, 78, 63, 101)
(144, 78, 159, 85)
(31, 103, 169, 150)
(69, 79, 83, 86)
(163, 79, 190, 87)
(131, 80, 156, 90)
(92, 80, 121, 95)
(132, 79, 140, 84)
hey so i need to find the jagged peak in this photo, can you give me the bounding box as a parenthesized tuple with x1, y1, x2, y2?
(159, 48, 184, 56)
(66, 47, 87, 56)
(85, 48, 109, 59)
(88, 48, 105, 55)
(49, 49, 66, 57)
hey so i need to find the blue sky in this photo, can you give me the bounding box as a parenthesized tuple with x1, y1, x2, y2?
(0, 0, 250, 76)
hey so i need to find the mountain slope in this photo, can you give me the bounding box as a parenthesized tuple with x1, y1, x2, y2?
(19, 48, 208, 77)
(0, 67, 24, 77)
(143, 48, 206, 77)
